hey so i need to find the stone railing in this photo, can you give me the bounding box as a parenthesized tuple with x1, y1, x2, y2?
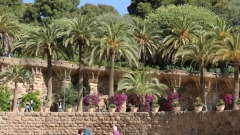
(0, 111, 239, 135)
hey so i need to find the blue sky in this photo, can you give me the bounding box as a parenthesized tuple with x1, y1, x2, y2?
(23, 0, 130, 15)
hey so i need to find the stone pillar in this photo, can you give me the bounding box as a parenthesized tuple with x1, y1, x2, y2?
(87, 71, 100, 95)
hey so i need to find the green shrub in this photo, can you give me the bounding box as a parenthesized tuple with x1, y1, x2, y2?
(60, 84, 78, 106)
(23, 90, 41, 111)
(0, 86, 11, 111)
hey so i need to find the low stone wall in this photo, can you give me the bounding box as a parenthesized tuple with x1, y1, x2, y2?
(1, 111, 240, 135)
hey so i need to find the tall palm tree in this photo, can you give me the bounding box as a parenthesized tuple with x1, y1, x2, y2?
(209, 29, 240, 110)
(15, 25, 70, 106)
(174, 31, 214, 109)
(65, 15, 93, 112)
(0, 14, 20, 51)
(131, 18, 160, 65)
(159, 16, 200, 60)
(117, 71, 167, 112)
(0, 64, 32, 112)
(89, 21, 139, 103)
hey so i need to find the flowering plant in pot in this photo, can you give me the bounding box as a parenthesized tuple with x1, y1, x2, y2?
(108, 104, 117, 112)
(223, 94, 233, 110)
(65, 104, 72, 112)
(151, 100, 160, 113)
(172, 99, 181, 112)
(87, 104, 95, 112)
(236, 98, 240, 109)
(131, 105, 138, 112)
(193, 97, 204, 112)
(216, 99, 225, 111)
(18, 102, 26, 112)
(113, 93, 128, 112)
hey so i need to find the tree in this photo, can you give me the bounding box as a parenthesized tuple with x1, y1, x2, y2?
(15, 25, 71, 106)
(159, 16, 200, 60)
(117, 71, 167, 111)
(209, 29, 240, 110)
(131, 18, 160, 65)
(0, 64, 32, 112)
(65, 15, 93, 112)
(0, 14, 20, 51)
(174, 31, 214, 109)
(89, 21, 139, 103)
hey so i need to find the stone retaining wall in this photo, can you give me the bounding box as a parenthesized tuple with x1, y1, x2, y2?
(1, 111, 240, 135)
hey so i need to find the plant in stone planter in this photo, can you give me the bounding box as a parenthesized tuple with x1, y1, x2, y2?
(108, 104, 117, 112)
(131, 105, 138, 112)
(216, 99, 225, 111)
(42, 100, 50, 112)
(65, 104, 72, 112)
(193, 97, 204, 112)
(172, 99, 181, 112)
(87, 104, 95, 112)
(236, 98, 240, 109)
(18, 102, 25, 112)
(151, 100, 160, 113)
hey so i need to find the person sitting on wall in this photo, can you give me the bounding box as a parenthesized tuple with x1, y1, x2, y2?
(25, 102, 30, 112)
(30, 99, 34, 112)
(83, 124, 91, 135)
(3, 50, 8, 56)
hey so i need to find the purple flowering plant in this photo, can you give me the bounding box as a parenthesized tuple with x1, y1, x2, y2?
(166, 92, 180, 111)
(223, 94, 233, 105)
(83, 94, 100, 106)
(113, 93, 128, 111)
(144, 95, 155, 112)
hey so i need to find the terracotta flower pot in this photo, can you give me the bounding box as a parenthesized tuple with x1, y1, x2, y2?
(173, 106, 181, 112)
(131, 107, 138, 112)
(43, 107, 50, 112)
(88, 108, 95, 112)
(152, 107, 159, 113)
(195, 106, 203, 112)
(109, 108, 116, 112)
(216, 105, 225, 111)
(65, 108, 72, 112)
(19, 107, 25, 112)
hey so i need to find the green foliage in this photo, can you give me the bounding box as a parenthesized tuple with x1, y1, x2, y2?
(23, 90, 41, 111)
(19, 102, 25, 108)
(152, 100, 160, 108)
(172, 99, 180, 107)
(108, 104, 117, 108)
(236, 98, 240, 104)
(0, 86, 11, 111)
(193, 97, 204, 107)
(65, 104, 72, 108)
(217, 99, 225, 106)
(60, 85, 78, 106)
(88, 105, 95, 108)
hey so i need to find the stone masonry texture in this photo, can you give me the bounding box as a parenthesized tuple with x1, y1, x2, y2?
(1, 111, 240, 135)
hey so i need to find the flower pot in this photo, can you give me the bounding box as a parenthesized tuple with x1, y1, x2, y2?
(131, 107, 138, 112)
(109, 108, 116, 112)
(152, 107, 159, 113)
(237, 104, 240, 110)
(88, 108, 95, 112)
(65, 108, 72, 112)
(173, 106, 181, 112)
(195, 106, 203, 112)
(19, 107, 25, 112)
(43, 107, 50, 112)
(216, 105, 225, 111)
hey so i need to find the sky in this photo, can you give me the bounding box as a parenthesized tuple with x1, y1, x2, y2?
(23, 0, 130, 15)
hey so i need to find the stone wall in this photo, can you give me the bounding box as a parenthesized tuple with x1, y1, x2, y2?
(1, 111, 240, 135)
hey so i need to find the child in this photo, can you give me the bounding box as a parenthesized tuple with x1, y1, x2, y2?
(77, 129, 84, 135)
(112, 126, 120, 135)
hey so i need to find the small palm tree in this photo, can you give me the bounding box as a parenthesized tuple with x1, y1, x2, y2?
(65, 15, 94, 112)
(117, 71, 167, 112)
(0, 14, 20, 51)
(90, 21, 139, 103)
(0, 64, 32, 112)
(174, 31, 214, 108)
(209, 29, 240, 110)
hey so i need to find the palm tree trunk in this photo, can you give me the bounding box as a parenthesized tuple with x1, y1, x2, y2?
(12, 82, 18, 112)
(233, 61, 239, 110)
(140, 96, 145, 112)
(47, 54, 52, 107)
(109, 48, 116, 103)
(200, 64, 206, 110)
(77, 44, 84, 112)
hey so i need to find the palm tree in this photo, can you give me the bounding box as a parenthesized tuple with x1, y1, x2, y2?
(15, 25, 70, 106)
(0, 14, 20, 51)
(209, 29, 240, 110)
(65, 15, 93, 112)
(159, 16, 200, 60)
(131, 18, 160, 65)
(89, 21, 139, 103)
(117, 71, 167, 112)
(174, 31, 214, 109)
(0, 64, 32, 112)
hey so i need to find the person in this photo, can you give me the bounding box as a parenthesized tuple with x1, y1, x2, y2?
(25, 102, 30, 112)
(77, 129, 84, 135)
(83, 124, 91, 135)
(112, 126, 120, 135)
(4, 50, 8, 56)
(58, 101, 62, 112)
(30, 99, 34, 112)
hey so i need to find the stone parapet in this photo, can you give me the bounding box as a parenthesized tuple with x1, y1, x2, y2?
(1, 111, 240, 135)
